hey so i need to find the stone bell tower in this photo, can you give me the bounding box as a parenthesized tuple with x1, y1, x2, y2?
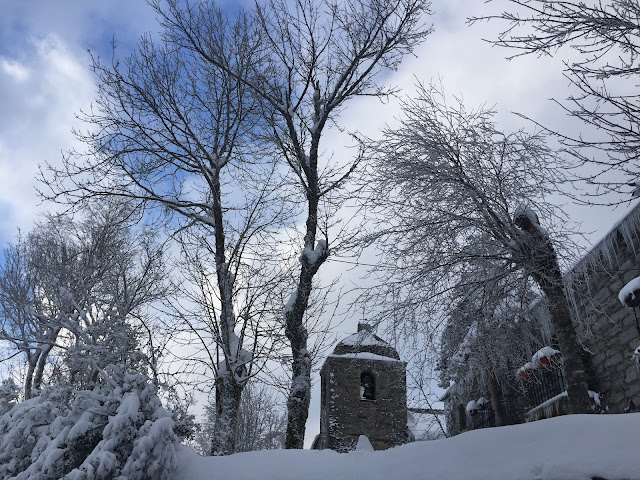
(317, 323, 408, 452)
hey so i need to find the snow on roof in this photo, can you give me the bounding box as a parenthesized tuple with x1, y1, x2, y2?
(568, 201, 640, 283)
(175, 413, 640, 480)
(339, 330, 388, 347)
(558, 201, 640, 332)
(438, 381, 456, 401)
(332, 327, 401, 360)
(329, 352, 402, 362)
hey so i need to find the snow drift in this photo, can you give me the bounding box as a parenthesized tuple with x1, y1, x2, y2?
(176, 413, 640, 480)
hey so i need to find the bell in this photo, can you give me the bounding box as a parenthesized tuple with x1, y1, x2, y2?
(361, 373, 375, 400)
(363, 383, 375, 400)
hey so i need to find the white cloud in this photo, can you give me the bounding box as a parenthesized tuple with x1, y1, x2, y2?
(326, 0, 632, 250)
(0, 58, 29, 82)
(0, 34, 95, 242)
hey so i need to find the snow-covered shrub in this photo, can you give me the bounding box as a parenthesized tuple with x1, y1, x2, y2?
(0, 378, 19, 417)
(0, 384, 68, 478)
(66, 369, 178, 480)
(0, 367, 178, 480)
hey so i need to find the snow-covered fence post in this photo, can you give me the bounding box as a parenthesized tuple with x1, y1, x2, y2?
(618, 277, 640, 377)
(618, 276, 640, 337)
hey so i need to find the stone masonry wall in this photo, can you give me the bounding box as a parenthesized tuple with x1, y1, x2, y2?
(566, 206, 640, 413)
(319, 355, 407, 452)
(443, 204, 640, 436)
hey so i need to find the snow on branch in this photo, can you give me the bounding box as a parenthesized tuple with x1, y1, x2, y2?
(300, 239, 328, 267)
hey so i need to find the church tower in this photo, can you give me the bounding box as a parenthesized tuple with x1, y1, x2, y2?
(317, 323, 408, 452)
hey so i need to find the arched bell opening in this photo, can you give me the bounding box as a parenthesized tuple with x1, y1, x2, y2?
(360, 371, 376, 400)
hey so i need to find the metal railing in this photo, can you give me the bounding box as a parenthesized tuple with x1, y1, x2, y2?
(523, 362, 566, 411)
(470, 406, 494, 430)
(468, 399, 517, 430)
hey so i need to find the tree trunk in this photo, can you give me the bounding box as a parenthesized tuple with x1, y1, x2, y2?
(24, 352, 39, 400)
(208, 167, 247, 456)
(284, 192, 326, 448)
(284, 275, 313, 449)
(537, 278, 591, 414)
(515, 213, 591, 414)
(486, 361, 505, 427)
(33, 349, 49, 393)
(33, 332, 59, 392)
(285, 356, 311, 449)
(211, 372, 244, 456)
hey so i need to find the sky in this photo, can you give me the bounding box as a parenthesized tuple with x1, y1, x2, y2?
(0, 0, 637, 446)
(1, 0, 634, 248)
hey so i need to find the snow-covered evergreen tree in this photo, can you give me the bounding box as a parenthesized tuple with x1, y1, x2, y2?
(0, 378, 19, 417)
(0, 201, 181, 478)
(0, 367, 178, 480)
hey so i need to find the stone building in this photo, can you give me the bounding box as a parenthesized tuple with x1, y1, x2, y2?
(442, 202, 640, 436)
(315, 324, 408, 452)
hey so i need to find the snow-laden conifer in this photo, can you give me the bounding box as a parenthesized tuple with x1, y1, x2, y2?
(0, 367, 179, 480)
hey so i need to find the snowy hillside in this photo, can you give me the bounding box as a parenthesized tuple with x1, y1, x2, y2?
(177, 414, 640, 480)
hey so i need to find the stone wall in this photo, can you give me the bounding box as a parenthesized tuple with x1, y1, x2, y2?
(566, 205, 640, 413)
(319, 355, 407, 451)
(443, 203, 640, 435)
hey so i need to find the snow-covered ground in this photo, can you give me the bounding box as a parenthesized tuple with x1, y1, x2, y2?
(176, 414, 639, 480)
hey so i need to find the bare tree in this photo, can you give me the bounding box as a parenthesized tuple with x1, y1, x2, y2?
(471, 0, 640, 197)
(362, 83, 592, 414)
(165, 223, 292, 455)
(195, 381, 286, 455)
(154, 0, 433, 448)
(436, 274, 542, 426)
(0, 236, 49, 400)
(0, 202, 166, 398)
(40, 5, 297, 455)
